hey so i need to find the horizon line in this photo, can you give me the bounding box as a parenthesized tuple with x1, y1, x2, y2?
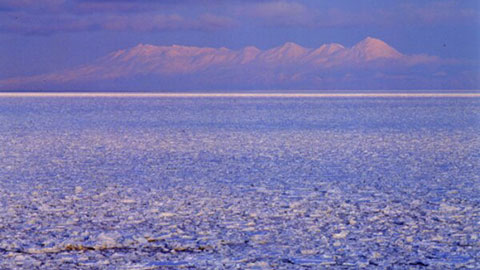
(0, 92, 479, 98)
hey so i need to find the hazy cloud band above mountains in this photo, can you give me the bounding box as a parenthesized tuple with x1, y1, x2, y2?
(0, 37, 477, 91)
(1, 1, 478, 90)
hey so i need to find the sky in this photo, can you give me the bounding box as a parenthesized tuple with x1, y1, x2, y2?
(0, 0, 479, 91)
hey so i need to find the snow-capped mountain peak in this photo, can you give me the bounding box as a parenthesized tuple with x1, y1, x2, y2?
(310, 43, 345, 57)
(349, 37, 402, 60)
(261, 42, 310, 62)
(0, 37, 438, 91)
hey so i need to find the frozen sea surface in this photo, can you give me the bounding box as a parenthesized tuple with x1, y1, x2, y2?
(0, 96, 479, 269)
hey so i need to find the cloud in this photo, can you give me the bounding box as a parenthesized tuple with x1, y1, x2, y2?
(0, 0, 66, 13)
(0, 0, 237, 35)
(1, 0, 478, 36)
(0, 12, 96, 35)
(0, 0, 257, 14)
(239, 1, 315, 26)
(237, 2, 386, 28)
(72, 1, 152, 14)
(102, 14, 184, 32)
(237, 1, 480, 28)
(70, 0, 225, 14)
(3, 1, 331, 34)
(0, 11, 235, 35)
(403, 1, 479, 25)
(195, 14, 237, 31)
(102, 13, 235, 32)
(315, 8, 378, 28)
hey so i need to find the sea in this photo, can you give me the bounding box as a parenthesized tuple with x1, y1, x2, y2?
(0, 93, 479, 269)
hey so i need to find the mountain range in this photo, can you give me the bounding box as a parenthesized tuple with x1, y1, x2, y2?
(0, 37, 450, 91)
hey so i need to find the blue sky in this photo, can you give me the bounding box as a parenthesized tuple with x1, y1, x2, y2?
(0, 0, 479, 90)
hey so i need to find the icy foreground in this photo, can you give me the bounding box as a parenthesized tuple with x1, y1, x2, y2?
(0, 96, 479, 269)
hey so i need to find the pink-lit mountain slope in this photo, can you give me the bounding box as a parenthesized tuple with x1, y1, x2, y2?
(95, 37, 406, 74)
(0, 37, 440, 91)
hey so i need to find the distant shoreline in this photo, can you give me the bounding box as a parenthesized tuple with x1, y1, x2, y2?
(0, 92, 479, 98)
